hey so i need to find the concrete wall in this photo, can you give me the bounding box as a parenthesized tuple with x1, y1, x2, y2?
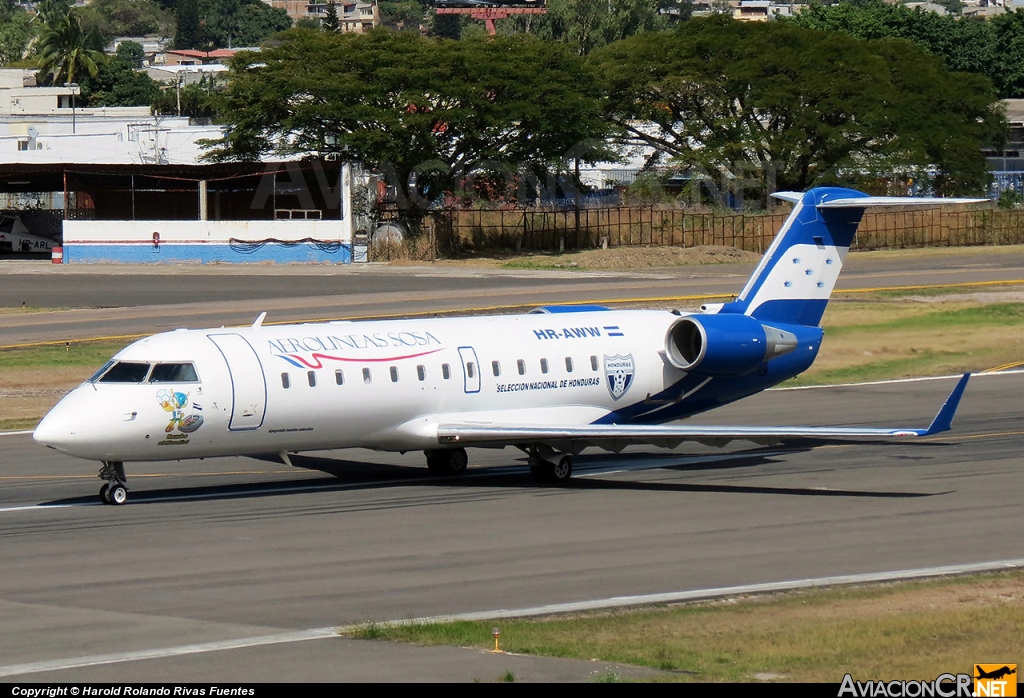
(63, 219, 353, 264)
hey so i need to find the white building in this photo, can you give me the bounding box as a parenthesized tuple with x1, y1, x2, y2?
(0, 69, 224, 165)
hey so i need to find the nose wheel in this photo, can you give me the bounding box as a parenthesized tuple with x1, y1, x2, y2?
(98, 461, 128, 505)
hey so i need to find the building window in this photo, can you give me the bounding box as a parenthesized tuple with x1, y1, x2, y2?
(417, 365, 425, 381)
(390, 366, 399, 382)
(540, 358, 549, 374)
(442, 363, 451, 380)
(565, 357, 574, 373)
(362, 367, 372, 384)
(307, 371, 316, 387)
(335, 369, 344, 385)
(281, 373, 291, 389)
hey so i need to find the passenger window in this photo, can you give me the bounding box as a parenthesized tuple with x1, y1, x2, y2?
(307, 371, 316, 387)
(362, 368, 372, 384)
(492, 361, 500, 377)
(417, 365, 425, 381)
(335, 369, 344, 385)
(517, 359, 525, 375)
(98, 361, 151, 383)
(390, 366, 399, 382)
(442, 363, 451, 380)
(281, 373, 291, 389)
(540, 358, 549, 374)
(565, 357, 574, 372)
(591, 355, 599, 371)
(150, 363, 199, 383)
(467, 362, 476, 379)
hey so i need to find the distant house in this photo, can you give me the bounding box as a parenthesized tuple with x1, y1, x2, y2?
(265, 0, 380, 32)
(159, 49, 237, 66)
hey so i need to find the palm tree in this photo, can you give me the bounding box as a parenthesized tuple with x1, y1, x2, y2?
(35, 10, 102, 86)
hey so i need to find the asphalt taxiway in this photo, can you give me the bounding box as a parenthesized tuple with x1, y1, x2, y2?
(1, 372, 1022, 681)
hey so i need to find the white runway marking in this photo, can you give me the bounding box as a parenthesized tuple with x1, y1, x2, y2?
(374, 558, 1024, 626)
(0, 628, 338, 678)
(3, 558, 1022, 677)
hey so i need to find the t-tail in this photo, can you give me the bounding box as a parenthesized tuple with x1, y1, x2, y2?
(713, 188, 986, 327)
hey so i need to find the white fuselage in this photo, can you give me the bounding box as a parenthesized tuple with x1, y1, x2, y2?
(37, 310, 706, 462)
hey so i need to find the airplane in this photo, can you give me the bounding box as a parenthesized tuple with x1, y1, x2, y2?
(33, 187, 981, 505)
(975, 666, 1016, 681)
(0, 215, 56, 254)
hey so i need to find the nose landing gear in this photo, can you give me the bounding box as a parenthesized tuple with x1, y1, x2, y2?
(98, 461, 128, 505)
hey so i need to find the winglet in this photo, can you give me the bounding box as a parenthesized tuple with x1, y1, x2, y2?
(253, 311, 267, 328)
(923, 373, 971, 436)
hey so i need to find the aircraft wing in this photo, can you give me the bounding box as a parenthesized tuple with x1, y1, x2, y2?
(436, 374, 970, 451)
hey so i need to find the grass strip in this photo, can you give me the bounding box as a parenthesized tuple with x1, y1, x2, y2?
(344, 570, 1024, 682)
(0, 340, 129, 370)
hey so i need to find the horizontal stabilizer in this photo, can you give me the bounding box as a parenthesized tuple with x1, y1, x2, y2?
(436, 375, 971, 449)
(817, 196, 986, 208)
(770, 191, 804, 204)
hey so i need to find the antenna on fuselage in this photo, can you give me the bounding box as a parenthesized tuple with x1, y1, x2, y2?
(252, 312, 267, 328)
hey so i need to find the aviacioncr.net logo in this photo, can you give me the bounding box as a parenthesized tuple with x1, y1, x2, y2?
(839, 674, 974, 698)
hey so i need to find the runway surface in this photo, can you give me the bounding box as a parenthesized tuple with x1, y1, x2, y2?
(1, 372, 1022, 681)
(4, 246, 1024, 346)
(1, 250, 1023, 681)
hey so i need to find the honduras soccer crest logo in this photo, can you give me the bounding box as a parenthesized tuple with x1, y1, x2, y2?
(604, 354, 635, 400)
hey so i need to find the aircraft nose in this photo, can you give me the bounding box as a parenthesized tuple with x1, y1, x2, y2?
(33, 405, 80, 452)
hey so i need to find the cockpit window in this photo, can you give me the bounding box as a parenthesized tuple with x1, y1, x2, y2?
(88, 361, 116, 382)
(149, 363, 199, 383)
(96, 361, 151, 383)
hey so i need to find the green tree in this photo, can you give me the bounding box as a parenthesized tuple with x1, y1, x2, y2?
(80, 44, 161, 106)
(175, 0, 204, 49)
(201, 0, 293, 49)
(79, 0, 175, 40)
(503, 0, 664, 55)
(593, 17, 1003, 198)
(152, 79, 219, 118)
(35, 9, 105, 86)
(322, 1, 340, 31)
(207, 30, 614, 215)
(0, 6, 37, 66)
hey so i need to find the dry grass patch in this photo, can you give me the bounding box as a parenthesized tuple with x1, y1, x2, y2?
(347, 572, 1024, 682)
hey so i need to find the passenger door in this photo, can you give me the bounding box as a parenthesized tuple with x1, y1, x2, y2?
(207, 333, 267, 430)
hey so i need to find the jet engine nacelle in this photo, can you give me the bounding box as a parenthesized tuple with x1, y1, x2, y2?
(665, 314, 798, 376)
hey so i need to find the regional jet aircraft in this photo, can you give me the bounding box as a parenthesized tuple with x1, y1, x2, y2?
(34, 187, 979, 504)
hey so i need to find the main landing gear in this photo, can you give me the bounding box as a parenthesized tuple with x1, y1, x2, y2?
(425, 447, 468, 475)
(98, 461, 128, 505)
(525, 445, 573, 484)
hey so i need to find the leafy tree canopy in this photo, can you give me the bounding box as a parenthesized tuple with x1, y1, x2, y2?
(592, 16, 1004, 197)
(80, 46, 161, 106)
(35, 8, 106, 85)
(0, 6, 37, 66)
(207, 29, 614, 212)
(502, 0, 666, 55)
(79, 0, 175, 41)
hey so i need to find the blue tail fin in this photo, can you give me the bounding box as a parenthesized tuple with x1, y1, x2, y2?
(720, 187, 868, 327)
(715, 188, 985, 327)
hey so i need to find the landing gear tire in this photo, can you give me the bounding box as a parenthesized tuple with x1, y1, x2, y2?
(530, 455, 573, 484)
(108, 484, 128, 505)
(425, 447, 468, 475)
(98, 461, 128, 505)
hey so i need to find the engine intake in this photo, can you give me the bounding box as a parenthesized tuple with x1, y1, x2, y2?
(665, 314, 797, 376)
